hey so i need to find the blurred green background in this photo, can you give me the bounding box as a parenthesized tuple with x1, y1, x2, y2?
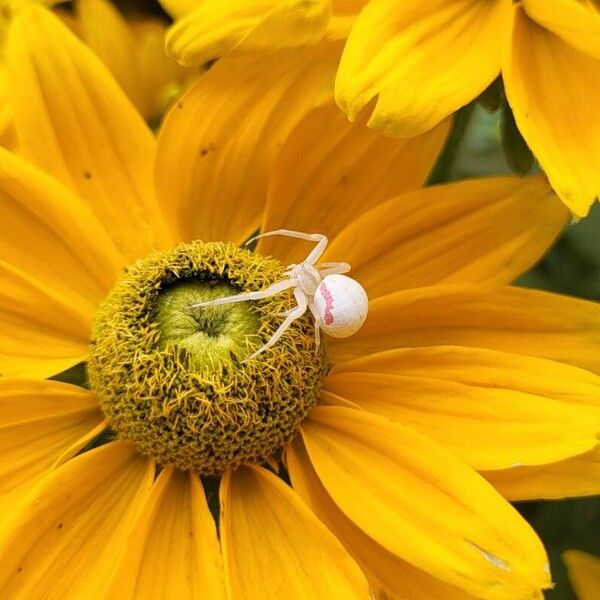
(105, 2, 600, 597)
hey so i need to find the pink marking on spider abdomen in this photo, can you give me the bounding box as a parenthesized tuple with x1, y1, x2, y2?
(319, 283, 335, 325)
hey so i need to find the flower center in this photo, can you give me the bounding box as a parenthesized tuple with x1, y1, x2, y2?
(88, 240, 327, 474)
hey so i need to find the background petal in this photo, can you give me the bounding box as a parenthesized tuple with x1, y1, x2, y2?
(503, 8, 600, 216)
(155, 41, 342, 245)
(6, 6, 171, 260)
(483, 447, 600, 501)
(258, 105, 449, 264)
(323, 176, 567, 298)
(563, 550, 600, 600)
(165, 0, 331, 67)
(220, 464, 370, 599)
(335, 0, 510, 136)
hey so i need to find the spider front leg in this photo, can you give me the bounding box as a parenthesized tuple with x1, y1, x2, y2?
(246, 287, 308, 360)
(316, 262, 351, 277)
(246, 229, 328, 266)
(189, 278, 296, 309)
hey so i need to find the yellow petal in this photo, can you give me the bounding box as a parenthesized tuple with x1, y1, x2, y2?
(323, 176, 566, 298)
(287, 439, 474, 600)
(563, 550, 600, 600)
(335, 0, 510, 137)
(130, 17, 190, 121)
(258, 105, 449, 264)
(106, 467, 225, 599)
(302, 406, 550, 599)
(324, 365, 600, 471)
(0, 378, 103, 519)
(220, 464, 370, 599)
(483, 446, 600, 501)
(0, 149, 124, 378)
(328, 285, 600, 375)
(503, 8, 600, 216)
(0, 442, 154, 599)
(155, 41, 342, 245)
(165, 0, 331, 67)
(522, 0, 600, 59)
(76, 0, 146, 112)
(159, 0, 198, 19)
(333, 346, 600, 417)
(6, 5, 172, 260)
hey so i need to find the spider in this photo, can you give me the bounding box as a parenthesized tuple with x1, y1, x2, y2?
(191, 229, 369, 359)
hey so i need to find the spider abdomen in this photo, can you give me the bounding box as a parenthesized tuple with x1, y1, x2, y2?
(314, 274, 368, 338)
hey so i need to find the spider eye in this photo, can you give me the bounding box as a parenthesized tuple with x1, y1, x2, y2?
(314, 274, 368, 338)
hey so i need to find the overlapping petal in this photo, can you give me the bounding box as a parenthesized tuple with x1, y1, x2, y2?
(0, 442, 154, 599)
(503, 8, 600, 216)
(325, 347, 600, 470)
(106, 467, 225, 599)
(165, 0, 331, 67)
(301, 406, 550, 599)
(155, 41, 342, 245)
(328, 285, 600, 375)
(287, 439, 473, 600)
(323, 176, 567, 297)
(75, 0, 146, 112)
(258, 105, 449, 264)
(0, 379, 103, 518)
(335, 0, 511, 137)
(220, 464, 370, 598)
(0, 149, 123, 378)
(484, 446, 600, 501)
(6, 6, 171, 260)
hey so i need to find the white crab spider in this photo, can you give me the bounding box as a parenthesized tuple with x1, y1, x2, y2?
(191, 229, 369, 359)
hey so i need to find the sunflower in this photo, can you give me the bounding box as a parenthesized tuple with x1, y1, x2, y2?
(564, 550, 600, 600)
(162, 0, 600, 218)
(1, 6, 600, 599)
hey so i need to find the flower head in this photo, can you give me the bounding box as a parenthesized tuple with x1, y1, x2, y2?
(1, 6, 600, 599)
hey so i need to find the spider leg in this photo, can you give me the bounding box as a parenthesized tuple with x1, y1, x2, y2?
(245, 229, 328, 266)
(317, 262, 351, 276)
(307, 299, 321, 349)
(189, 278, 296, 309)
(245, 288, 308, 360)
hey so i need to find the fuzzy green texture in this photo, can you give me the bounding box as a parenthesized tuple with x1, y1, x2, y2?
(88, 240, 326, 474)
(156, 280, 261, 370)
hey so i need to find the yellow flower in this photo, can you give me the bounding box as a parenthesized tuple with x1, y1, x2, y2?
(564, 550, 600, 600)
(163, 0, 600, 217)
(1, 6, 600, 599)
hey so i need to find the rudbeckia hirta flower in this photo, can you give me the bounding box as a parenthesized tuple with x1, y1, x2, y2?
(564, 550, 600, 600)
(2, 6, 600, 599)
(163, 0, 600, 217)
